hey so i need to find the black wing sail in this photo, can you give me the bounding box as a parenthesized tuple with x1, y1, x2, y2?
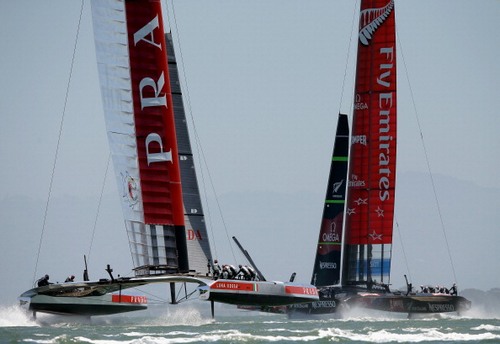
(311, 113, 349, 287)
(166, 33, 213, 274)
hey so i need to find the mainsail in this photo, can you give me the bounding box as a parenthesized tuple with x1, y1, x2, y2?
(342, 0, 397, 288)
(311, 114, 349, 287)
(91, 0, 189, 276)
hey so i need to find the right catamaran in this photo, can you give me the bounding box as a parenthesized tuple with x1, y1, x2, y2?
(292, 0, 470, 317)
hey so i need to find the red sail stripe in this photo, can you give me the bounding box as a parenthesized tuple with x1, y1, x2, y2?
(125, 0, 184, 226)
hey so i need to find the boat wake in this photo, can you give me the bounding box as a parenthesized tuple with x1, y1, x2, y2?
(141, 306, 213, 327)
(0, 305, 38, 327)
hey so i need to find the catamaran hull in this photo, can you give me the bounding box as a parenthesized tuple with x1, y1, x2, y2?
(19, 294, 146, 316)
(346, 293, 471, 314)
(200, 280, 319, 306)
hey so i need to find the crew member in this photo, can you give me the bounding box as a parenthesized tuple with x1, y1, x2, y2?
(247, 266, 257, 281)
(450, 283, 458, 296)
(238, 265, 251, 280)
(37, 274, 51, 287)
(212, 260, 221, 280)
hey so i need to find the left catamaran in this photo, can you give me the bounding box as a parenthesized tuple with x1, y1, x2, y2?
(19, 0, 318, 318)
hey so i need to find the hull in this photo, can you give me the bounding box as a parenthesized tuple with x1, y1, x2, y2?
(19, 294, 146, 316)
(200, 279, 319, 306)
(346, 292, 472, 314)
(286, 287, 345, 317)
(18, 275, 206, 317)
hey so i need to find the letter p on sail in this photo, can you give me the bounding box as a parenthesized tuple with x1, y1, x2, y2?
(146, 133, 172, 165)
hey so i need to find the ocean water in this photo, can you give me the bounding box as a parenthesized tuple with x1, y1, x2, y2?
(1, 304, 500, 343)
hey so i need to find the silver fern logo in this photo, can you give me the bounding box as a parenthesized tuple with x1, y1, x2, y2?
(359, 0, 394, 46)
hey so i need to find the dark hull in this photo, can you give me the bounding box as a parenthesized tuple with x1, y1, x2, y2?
(346, 292, 472, 314)
(287, 297, 340, 317)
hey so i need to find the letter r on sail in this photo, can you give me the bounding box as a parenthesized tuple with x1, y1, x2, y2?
(145, 133, 172, 165)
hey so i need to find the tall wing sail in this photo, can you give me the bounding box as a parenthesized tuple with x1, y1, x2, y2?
(311, 114, 349, 287)
(165, 33, 213, 274)
(91, 0, 189, 276)
(342, 0, 396, 287)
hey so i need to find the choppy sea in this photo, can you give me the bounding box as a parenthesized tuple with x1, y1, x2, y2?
(1, 303, 500, 343)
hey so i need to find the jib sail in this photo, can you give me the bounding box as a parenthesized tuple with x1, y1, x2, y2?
(312, 114, 349, 287)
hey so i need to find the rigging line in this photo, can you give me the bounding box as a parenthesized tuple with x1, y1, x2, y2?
(397, 32, 458, 284)
(87, 153, 111, 262)
(170, 1, 237, 263)
(394, 217, 412, 282)
(339, 0, 359, 117)
(32, 0, 85, 285)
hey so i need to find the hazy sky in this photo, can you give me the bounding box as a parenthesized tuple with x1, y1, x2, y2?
(0, 1, 499, 306)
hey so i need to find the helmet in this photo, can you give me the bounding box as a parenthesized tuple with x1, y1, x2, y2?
(71, 275, 75, 279)
(45, 274, 49, 279)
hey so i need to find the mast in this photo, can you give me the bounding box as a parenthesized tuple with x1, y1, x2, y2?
(91, 0, 189, 276)
(342, 0, 397, 289)
(311, 114, 349, 287)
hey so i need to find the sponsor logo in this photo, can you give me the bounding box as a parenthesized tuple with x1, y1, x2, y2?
(349, 174, 366, 187)
(352, 135, 367, 146)
(187, 229, 203, 241)
(332, 179, 344, 195)
(322, 222, 340, 243)
(131, 16, 174, 167)
(121, 171, 139, 208)
(312, 301, 336, 309)
(358, 0, 394, 46)
(112, 295, 147, 304)
(429, 303, 455, 312)
(354, 94, 368, 110)
(377, 47, 395, 202)
(320, 261, 337, 270)
(286, 286, 318, 296)
(213, 282, 250, 290)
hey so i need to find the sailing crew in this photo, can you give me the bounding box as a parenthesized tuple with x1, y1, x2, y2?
(450, 283, 458, 296)
(237, 265, 251, 280)
(37, 274, 51, 287)
(65, 275, 75, 282)
(222, 264, 236, 279)
(247, 266, 257, 281)
(221, 265, 229, 279)
(228, 265, 238, 279)
(212, 260, 221, 280)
